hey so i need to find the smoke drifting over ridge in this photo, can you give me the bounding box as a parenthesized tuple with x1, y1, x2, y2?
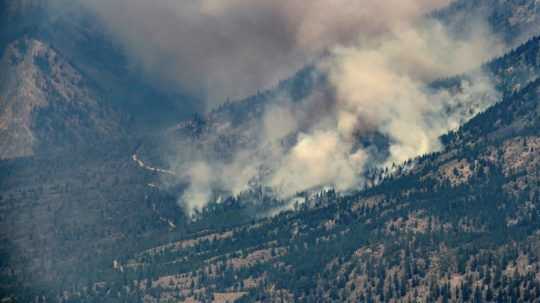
(75, 0, 504, 215)
(80, 0, 453, 104)
(323, 20, 502, 166)
(165, 4, 504, 215)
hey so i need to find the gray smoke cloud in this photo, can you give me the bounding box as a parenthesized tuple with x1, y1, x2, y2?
(170, 12, 504, 216)
(76, 0, 504, 215)
(321, 19, 502, 165)
(79, 0, 453, 105)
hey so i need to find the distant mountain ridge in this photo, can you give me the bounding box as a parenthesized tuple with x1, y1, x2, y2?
(0, 1, 200, 159)
(0, 38, 125, 158)
(1, 0, 540, 302)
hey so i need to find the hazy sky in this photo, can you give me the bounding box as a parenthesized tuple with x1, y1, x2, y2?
(80, 0, 454, 105)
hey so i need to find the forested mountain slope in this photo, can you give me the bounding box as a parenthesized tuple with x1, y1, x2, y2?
(92, 73, 540, 303)
(2, 1, 540, 302)
(11, 43, 540, 303)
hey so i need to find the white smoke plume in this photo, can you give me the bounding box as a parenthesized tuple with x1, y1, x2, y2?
(170, 14, 503, 216)
(321, 20, 502, 165)
(76, 0, 505, 216)
(79, 0, 453, 104)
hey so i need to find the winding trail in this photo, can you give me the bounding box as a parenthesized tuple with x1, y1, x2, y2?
(132, 153, 178, 229)
(132, 154, 177, 176)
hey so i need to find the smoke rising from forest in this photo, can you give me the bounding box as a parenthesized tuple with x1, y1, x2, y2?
(174, 20, 501, 215)
(76, 0, 503, 215)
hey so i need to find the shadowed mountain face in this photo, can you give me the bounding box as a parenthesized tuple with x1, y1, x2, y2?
(1, 1, 540, 302)
(0, 38, 125, 159)
(0, 0, 201, 159)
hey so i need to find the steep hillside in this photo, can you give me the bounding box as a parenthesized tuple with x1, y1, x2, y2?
(489, 35, 540, 94)
(0, 38, 125, 159)
(48, 68, 540, 303)
(32, 4, 202, 129)
(3, 36, 537, 302)
(0, 143, 159, 292)
(1, 1, 540, 302)
(0, 1, 201, 159)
